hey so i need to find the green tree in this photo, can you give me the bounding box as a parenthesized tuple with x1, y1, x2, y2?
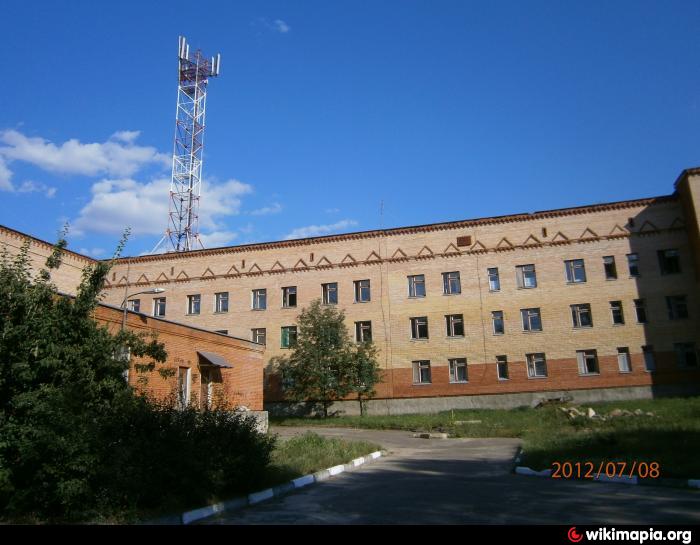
(0, 232, 167, 518)
(276, 299, 381, 417)
(348, 340, 381, 416)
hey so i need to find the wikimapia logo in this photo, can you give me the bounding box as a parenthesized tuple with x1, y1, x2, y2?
(567, 527, 692, 544)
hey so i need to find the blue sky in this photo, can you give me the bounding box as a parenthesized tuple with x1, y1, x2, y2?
(2, 1, 699, 258)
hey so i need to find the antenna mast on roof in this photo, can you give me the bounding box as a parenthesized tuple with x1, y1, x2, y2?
(152, 36, 221, 253)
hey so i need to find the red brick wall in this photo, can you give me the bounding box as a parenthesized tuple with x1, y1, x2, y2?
(94, 305, 264, 410)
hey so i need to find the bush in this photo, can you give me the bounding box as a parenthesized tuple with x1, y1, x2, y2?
(0, 234, 274, 522)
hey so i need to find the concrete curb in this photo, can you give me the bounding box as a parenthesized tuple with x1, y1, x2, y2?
(177, 450, 384, 525)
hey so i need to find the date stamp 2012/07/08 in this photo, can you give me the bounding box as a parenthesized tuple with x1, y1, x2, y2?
(551, 461, 660, 479)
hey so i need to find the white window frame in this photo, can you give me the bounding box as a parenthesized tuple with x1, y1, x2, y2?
(252, 289, 266, 310)
(526, 353, 547, 378)
(281, 326, 297, 348)
(322, 282, 338, 305)
(177, 367, 191, 410)
(442, 271, 461, 295)
(521, 308, 542, 332)
(252, 328, 266, 345)
(449, 358, 468, 383)
(410, 316, 429, 340)
(576, 349, 599, 375)
(610, 300, 624, 325)
(565, 259, 587, 283)
(571, 304, 593, 328)
(492, 310, 504, 335)
(487, 267, 500, 292)
(354, 280, 371, 303)
(412, 360, 432, 384)
(153, 297, 166, 317)
(127, 299, 140, 312)
(408, 274, 426, 298)
(626, 253, 640, 277)
(617, 347, 631, 373)
(496, 355, 509, 380)
(214, 292, 229, 313)
(282, 286, 297, 308)
(187, 294, 201, 315)
(355, 321, 372, 343)
(516, 264, 537, 289)
(445, 314, 464, 337)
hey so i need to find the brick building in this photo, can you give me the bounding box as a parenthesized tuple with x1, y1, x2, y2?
(4, 169, 700, 414)
(0, 225, 265, 414)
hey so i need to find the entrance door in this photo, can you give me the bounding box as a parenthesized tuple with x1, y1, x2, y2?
(177, 367, 190, 409)
(200, 367, 213, 410)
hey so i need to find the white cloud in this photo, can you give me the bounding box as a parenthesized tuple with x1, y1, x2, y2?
(273, 19, 290, 33)
(78, 247, 106, 258)
(0, 156, 13, 191)
(17, 180, 57, 198)
(73, 177, 254, 242)
(0, 129, 169, 178)
(284, 219, 358, 240)
(250, 202, 282, 216)
(199, 230, 238, 248)
(324, 208, 340, 214)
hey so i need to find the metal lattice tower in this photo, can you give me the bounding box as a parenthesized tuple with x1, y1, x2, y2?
(153, 36, 221, 253)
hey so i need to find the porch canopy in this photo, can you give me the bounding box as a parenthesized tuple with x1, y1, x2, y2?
(197, 350, 233, 368)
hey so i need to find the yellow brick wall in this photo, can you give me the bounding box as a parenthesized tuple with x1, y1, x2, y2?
(98, 193, 700, 402)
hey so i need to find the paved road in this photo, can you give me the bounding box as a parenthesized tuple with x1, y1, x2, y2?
(206, 426, 700, 525)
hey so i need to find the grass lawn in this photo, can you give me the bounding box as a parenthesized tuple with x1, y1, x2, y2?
(261, 432, 381, 487)
(271, 396, 700, 479)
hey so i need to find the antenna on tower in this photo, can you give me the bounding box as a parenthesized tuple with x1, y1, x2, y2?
(152, 36, 221, 253)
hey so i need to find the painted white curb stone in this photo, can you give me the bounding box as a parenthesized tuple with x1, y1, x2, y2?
(515, 466, 552, 477)
(688, 480, 700, 489)
(248, 488, 274, 504)
(180, 450, 384, 524)
(595, 474, 638, 485)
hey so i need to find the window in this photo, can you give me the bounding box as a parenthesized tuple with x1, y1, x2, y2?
(449, 358, 468, 383)
(215, 292, 229, 313)
(412, 360, 432, 384)
(355, 321, 372, 343)
(488, 268, 500, 291)
(492, 311, 505, 335)
(282, 286, 297, 308)
(627, 253, 640, 277)
(445, 314, 464, 337)
(642, 345, 656, 372)
(658, 249, 681, 275)
(571, 304, 593, 328)
(354, 280, 371, 303)
(187, 294, 201, 315)
(666, 295, 688, 320)
(634, 299, 647, 324)
(496, 355, 509, 380)
(603, 256, 617, 280)
(521, 308, 542, 332)
(215, 330, 229, 335)
(610, 301, 624, 325)
(127, 299, 140, 312)
(252, 328, 266, 345)
(177, 367, 190, 409)
(565, 259, 587, 283)
(252, 289, 267, 310)
(675, 343, 698, 368)
(281, 326, 297, 348)
(410, 316, 429, 339)
(576, 349, 599, 375)
(617, 347, 631, 373)
(322, 283, 338, 305)
(516, 264, 537, 289)
(526, 353, 547, 378)
(153, 297, 166, 317)
(408, 274, 426, 298)
(442, 271, 461, 295)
